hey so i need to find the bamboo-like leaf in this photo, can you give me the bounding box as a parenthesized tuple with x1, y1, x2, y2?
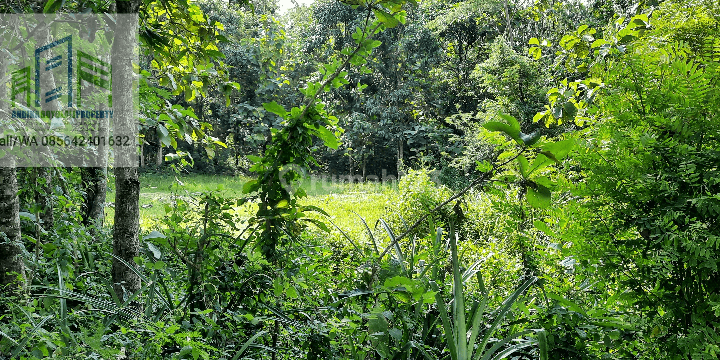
(477, 331, 532, 360)
(467, 296, 488, 357)
(431, 281, 458, 360)
(326, 217, 362, 254)
(353, 211, 379, 254)
(487, 342, 534, 360)
(475, 276, 537, 359)
(231, 331, 267, 360)
(378, 219, 406, 271)
(449, 225, 467, 359)
(538, 330, 549, 360)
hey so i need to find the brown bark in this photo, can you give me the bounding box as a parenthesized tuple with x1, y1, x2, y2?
(111, 3, 141, 300)
(81, 167, 107, 228)
(34, 20, 56, 231)
(0, 54, 26, 298)
(0, 163, 25, 297)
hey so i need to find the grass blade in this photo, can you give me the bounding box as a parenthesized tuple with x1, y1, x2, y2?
(478, 330, 532, 360)
(430, 281, 458, 360)
(448, 224, 467, 359)
(111, 253, 172, 310)
(537, 330, 549, 360)
(352, 211, 379, 255)
(475, 276, 536, 360)
(231, 331, 267, 360)
(377, 219, 406, 272)
(326, 217, 362, 254)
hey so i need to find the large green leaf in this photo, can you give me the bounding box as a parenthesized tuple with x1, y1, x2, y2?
(542, 139, 575, 161)
(527, 153, 554, 175)
(518, 155, 529, 178)
(527, 183, 551, 208)
(43, 0, 64, 13)
(309, 124, 339, 149)
(263, 101, 287, 118)
(497, 113, 520, 132)
(483, 122, 521, 143)
(373, 8, 400, 28)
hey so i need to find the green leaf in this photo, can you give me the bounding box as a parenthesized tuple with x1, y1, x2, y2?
(157, 124, 171, 147)
(263, 101, 287, 118)
(528, 153, 554, 175)
(373, 8, 400, 28)
(538, 330, 549, 360)
(529, 37, 540, 45)
(483, 122, 521, 143)
(547, 293, 587, 315)
(384, 276, 413, 289)
(312, 125, 339, 149)
(146, 242, 162, 260)
(498, 113, 520, 132)
(518, 155, 529, 178)
(144, 231, 166, 240)
(43, 0, 64, 13)
(527, 183, 551, 208)
(19, 212, 36, 222)
(520, 131, 542, 146)
(286, 285, 298, 298)
(542, 139, 575, 161)
(533, 111, 546, 123)
(533, 220, 556, 237)
(242, 180, 259, 193)
(184, 88, 195, 102)
(562, 101, 577, 122)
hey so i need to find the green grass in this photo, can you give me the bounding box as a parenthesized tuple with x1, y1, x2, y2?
(106, 173, 399, 238)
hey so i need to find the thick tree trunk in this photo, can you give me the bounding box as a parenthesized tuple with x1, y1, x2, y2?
(81, 167, 107, 228)
(34, 20, 56, 232)
(156, 144, 163, 166)
(0, 164, 25, 297)
(112, 4, 141, 300)
(35, 168, 53, 230)
(139, 140, 145, 168)
(0, 54, 26, 298)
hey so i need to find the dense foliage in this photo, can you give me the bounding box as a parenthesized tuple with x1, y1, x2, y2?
(2, 0, 719, 359)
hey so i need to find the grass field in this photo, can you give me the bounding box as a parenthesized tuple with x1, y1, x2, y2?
(106, 173, 400, 243)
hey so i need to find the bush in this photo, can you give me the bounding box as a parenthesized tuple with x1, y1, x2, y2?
(383, 169, 453, 238)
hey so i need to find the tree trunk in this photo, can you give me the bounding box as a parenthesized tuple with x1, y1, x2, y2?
(34, 168, 53, 232)
(0, 53, 26, 299)
(156, 143, 163, 166)
(362, 153, 367, 182)
(348, 151, 354, 179)
(0, 164, 25, 297)
(397, 137, 404, 178)
(112, 3, 141, 301)
(140, 140, 145, 168)
(34, 20, 56, 232)
(81, 167, 107, 228)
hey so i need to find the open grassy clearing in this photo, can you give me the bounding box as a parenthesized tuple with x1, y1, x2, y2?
(106, 173, 399, 240)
